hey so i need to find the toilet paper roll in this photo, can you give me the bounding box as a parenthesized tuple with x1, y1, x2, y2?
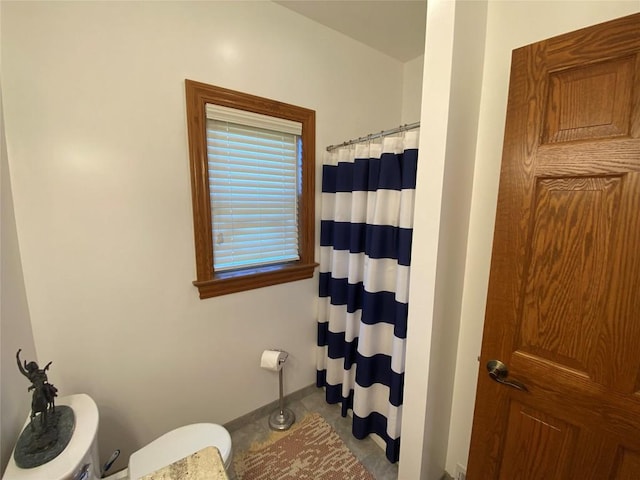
(260, 350, 287, 372)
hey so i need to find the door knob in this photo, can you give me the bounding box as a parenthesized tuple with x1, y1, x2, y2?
(486, 360, 528, 392)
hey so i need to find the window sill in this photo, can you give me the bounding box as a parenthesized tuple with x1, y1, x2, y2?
(193, 261, 318, 299)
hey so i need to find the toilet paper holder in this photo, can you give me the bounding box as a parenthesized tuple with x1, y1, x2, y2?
(263, 349, 295, 431)
(273, 350, 288, 367)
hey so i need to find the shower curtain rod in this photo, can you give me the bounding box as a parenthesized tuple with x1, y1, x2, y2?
(326, 121, 420, 152)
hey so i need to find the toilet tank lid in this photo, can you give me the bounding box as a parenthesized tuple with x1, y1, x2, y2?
(128, 423, 231, 479)
(2, 394, 99, 480)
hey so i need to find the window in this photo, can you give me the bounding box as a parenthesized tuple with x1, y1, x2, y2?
(185, 80, 316, 298)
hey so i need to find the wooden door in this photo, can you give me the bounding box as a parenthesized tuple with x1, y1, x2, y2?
(468, 13, 640, 479)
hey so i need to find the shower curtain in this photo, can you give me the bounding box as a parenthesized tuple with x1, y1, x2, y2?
(316, 130, 419, 463)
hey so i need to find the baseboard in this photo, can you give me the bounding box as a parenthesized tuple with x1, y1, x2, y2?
(223, 383, 318, 432)
(441, 472, 454, 480)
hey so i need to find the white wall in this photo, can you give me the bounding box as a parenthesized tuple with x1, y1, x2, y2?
(399, 1, 487, 478)
(444, 1, 640, 476)
(401, 54, 424, 124)
(0, 78, 38, 473)
(0, 1, 39, 468)
(1, 1, 406, 470)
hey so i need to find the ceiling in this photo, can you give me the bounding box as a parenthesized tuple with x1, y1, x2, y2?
(274, 1, 427, 62)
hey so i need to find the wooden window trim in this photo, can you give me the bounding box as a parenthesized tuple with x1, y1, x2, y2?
(185, 80, 317, 298)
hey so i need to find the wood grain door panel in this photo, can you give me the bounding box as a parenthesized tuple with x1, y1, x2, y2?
(468, 13, 640, 479)
(499, 402, 577, 480)
(542, 55, 636, 143)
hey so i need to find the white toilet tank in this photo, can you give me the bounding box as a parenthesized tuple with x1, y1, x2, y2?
(2, 394, 101, 480)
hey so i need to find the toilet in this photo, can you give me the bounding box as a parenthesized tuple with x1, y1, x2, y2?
(3, 394, 233, 480)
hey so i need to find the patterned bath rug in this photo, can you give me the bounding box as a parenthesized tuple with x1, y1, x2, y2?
(233, 412, 375, 480)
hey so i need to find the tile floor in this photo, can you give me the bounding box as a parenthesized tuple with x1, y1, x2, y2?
(225, 385, 399, 480)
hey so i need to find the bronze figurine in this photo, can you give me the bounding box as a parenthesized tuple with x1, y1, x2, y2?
(16, 349, 58, 429)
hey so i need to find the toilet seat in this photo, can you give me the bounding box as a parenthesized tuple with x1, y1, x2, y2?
(128, 423, 232, 479)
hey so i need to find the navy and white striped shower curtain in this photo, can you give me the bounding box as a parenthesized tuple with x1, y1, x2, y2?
(316, 131, 418, 463)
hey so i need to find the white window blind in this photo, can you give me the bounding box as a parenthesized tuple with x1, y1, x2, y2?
(206, 105, 302, 272)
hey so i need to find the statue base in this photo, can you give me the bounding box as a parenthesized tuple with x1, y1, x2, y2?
(14, 405, 75, 469)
